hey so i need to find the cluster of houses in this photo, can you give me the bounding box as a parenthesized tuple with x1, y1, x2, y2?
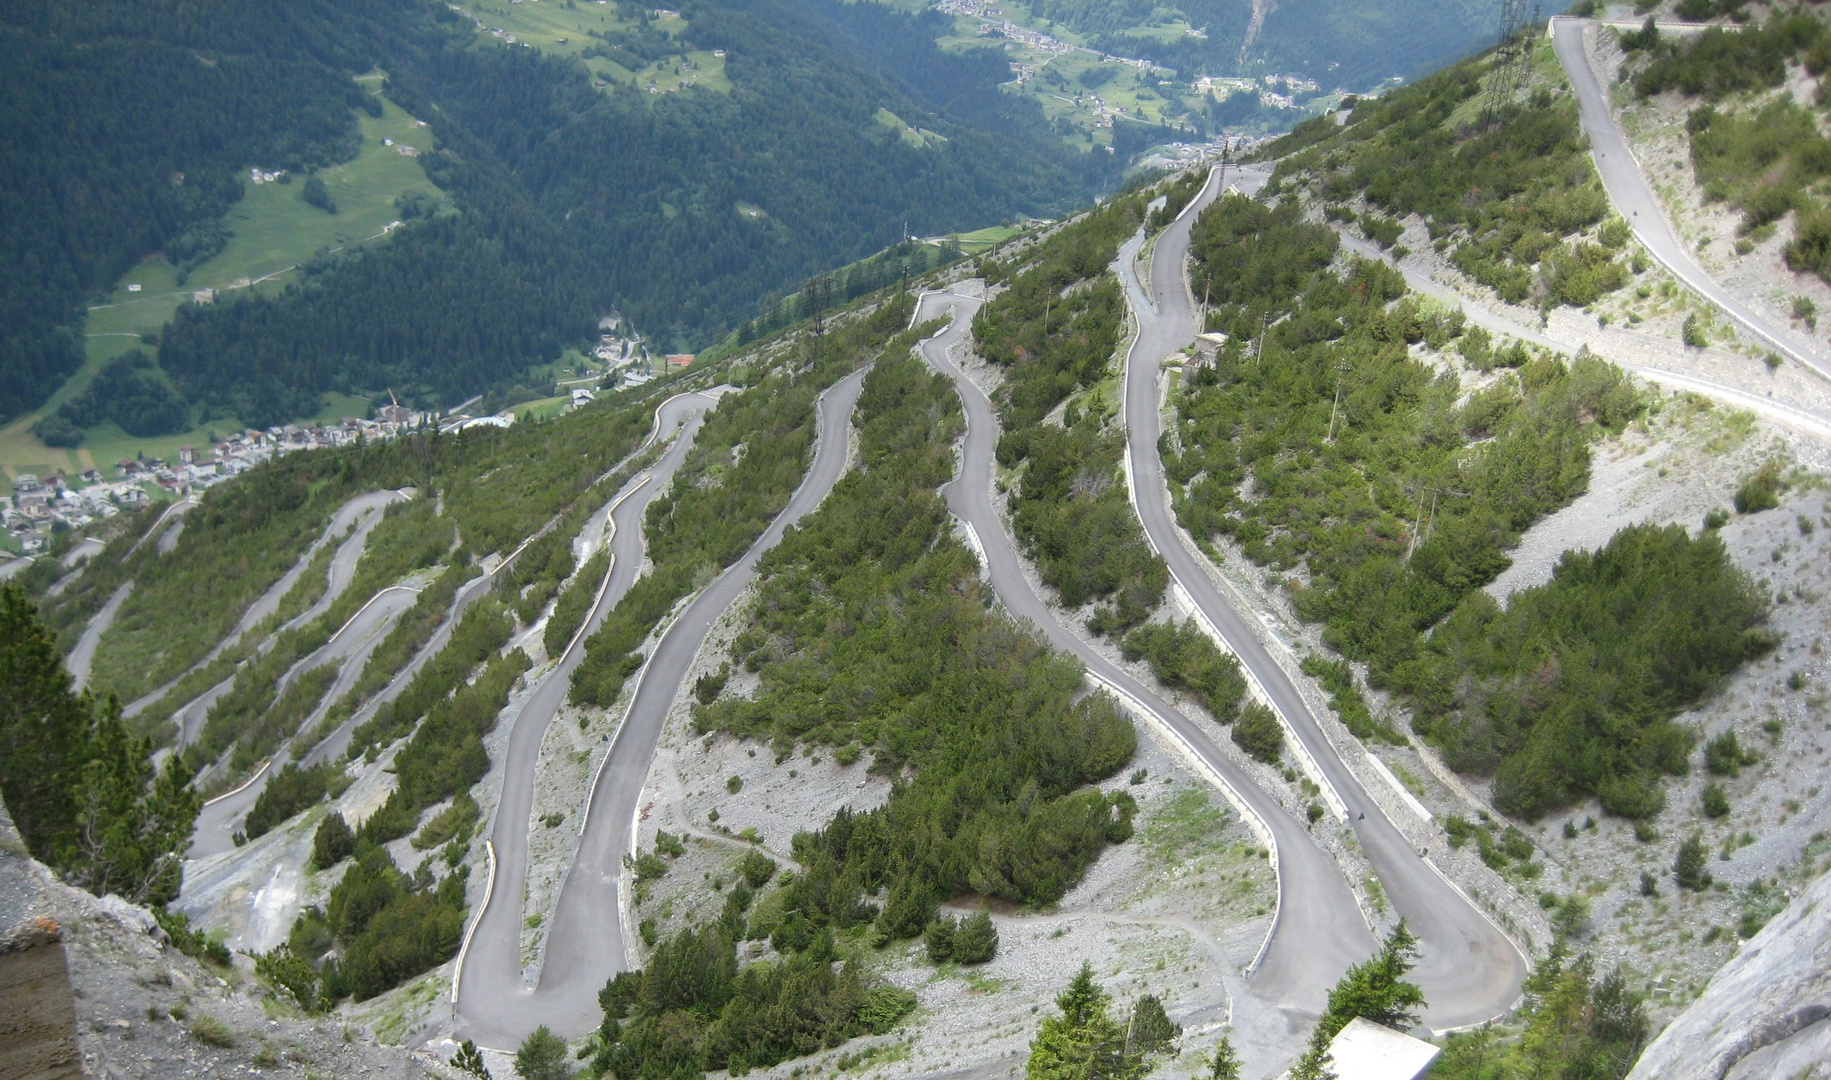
(3, 472, 146, 553)
(3, 408, 430, 555)
(1190, 72, 1332, 111)
(590, 316, 662, 387)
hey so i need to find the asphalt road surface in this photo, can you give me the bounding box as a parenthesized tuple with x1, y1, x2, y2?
(188, 585, 421, 857)
(67, 581, 133, 691)
(456, 372, 867, 1047)
(123, 489, 407, 721)
(1118, 167, 1527, 1030)
(1551, 16, 1831, 383)
(187, 398, 715, 862)
(127, 495, 194, 558)
(912, 289, 1374, 1022)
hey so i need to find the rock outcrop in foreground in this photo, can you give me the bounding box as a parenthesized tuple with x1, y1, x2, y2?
(0, 800, 442, 1080)
(1627, 869, 1831, 1080)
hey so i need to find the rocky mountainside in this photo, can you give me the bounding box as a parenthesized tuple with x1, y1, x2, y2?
(0, 799, 441, 1080)
(1626, 865, 1831, 1079)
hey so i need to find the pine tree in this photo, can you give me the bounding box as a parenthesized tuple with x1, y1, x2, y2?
(953, 910, 998, 964)
(1209, 1034, 1241, 1080)
(0, 584, 199, 903)
(1290, 1043, 1337, 1080)
(1126, 994, 1180, 1057)
(311, 812, 356, 870)
(1674, 832, 1712, 890)
(1315, 920, 1426, 1042)
(924, 916, 956, 963)
(515, 1025, 574, 1080)
(1027, 963, 1137, 1080)
(453, 1039, 492, 1079)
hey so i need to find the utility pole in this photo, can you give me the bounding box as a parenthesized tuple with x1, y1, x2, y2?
(1403, 483, 1472, 561)
(809, 273, 835, 336)
(1255, 310, 1271, 366)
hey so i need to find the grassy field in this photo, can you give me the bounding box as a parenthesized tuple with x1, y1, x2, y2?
(0, 81, 437, 478)
(452, 0, 731, 96)
(874, 107, 947, 149)
(948, 225, 1023, 253)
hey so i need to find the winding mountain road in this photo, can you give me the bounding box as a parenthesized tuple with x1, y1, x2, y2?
(1551, 16, 1831, 383)
(913, 291, 1374, 1025)
(67, 581, 133, 692)
(188, 397, 718, 859)
(1118, 166, 1528, 1030)
(124, 489, 408, 721)
(455, 371, 868, 1047)
(188, 586, 421, 857)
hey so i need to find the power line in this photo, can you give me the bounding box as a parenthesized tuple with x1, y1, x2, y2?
(1479, 0, 1541, 130)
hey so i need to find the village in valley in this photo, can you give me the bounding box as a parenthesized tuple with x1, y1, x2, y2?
(0, 316, 667, 570)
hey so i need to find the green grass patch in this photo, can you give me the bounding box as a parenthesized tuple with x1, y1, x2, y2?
(451, 0, 731, 97)
(0, 84, 431, 471)
(1144, 787, 1230, 864)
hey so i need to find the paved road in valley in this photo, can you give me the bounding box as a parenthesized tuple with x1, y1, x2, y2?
(913, 290, 1375, 1022)
(456, 371, 867, 1047)
(1551, 16, 1831, 383)
(1118, 166, 1528, 1030)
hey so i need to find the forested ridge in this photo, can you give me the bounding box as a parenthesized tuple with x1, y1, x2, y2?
(1264, 45, 1633, 312)
(972, 180, 1271, 763)
(5, 0, 1115, 431)
(975, 192, 1166, 638)
(0, 0, 376, 421)
(1618, 8, 1831, 285)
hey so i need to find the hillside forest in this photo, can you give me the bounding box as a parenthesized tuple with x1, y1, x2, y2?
(0, 0, 1111, 434)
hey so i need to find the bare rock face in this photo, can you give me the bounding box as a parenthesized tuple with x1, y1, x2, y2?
(0, 799, 446, 1080)
(0, 802, 82, 1080)
(1627, 869, 1831, 1080)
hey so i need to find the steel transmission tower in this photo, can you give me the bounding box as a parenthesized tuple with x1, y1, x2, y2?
(1479, 0, 1540, 129)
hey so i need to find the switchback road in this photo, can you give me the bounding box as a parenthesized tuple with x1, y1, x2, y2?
(456, 370, 867, 1047)
(1551, 16, 1831, 384)
(1118, 167, 1528, 1030)
(188, 398, 715, 860)
(913, 290, 1375, 1024)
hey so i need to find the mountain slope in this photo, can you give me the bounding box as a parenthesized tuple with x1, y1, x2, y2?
(1, 0, 1113, 435)
(1018, 0, 1496, 87)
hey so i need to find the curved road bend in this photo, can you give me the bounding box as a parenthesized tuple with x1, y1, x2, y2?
(187, 586, 422, 857)
(1333, 229, 1831, 440)
(1551, 16, 1831, 383)
(68, 581, 134, 692)
(1119, 167, 1528, 1029)
(912, 292, 1373, 1020)
(127, 495, 195, 558)
(188, 397, 717, 860)
(457, 371, 868, 1047)
(123, 488, 408, 720)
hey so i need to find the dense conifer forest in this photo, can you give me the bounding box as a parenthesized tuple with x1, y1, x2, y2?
(1, 0, 1112, 428)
